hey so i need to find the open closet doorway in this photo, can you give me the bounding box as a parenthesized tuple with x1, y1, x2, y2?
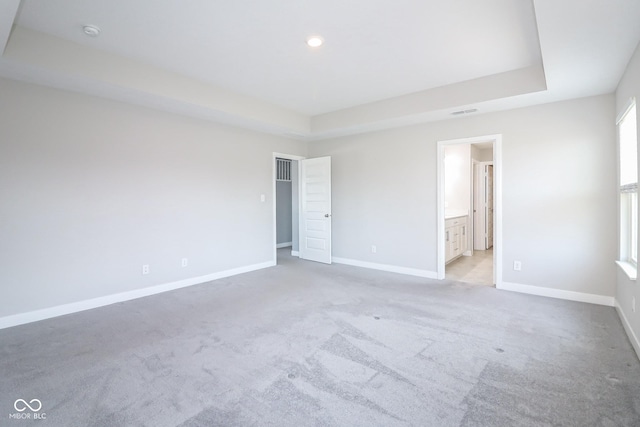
(272, 153, 333, 265)
(273, 153, 303, 264)
(437, 135, 502, 288)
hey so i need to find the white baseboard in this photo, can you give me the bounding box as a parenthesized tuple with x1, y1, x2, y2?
(615, 299, 640, 361)
(0, 261, 275, 330)
(498, 281, 615, 307)
(276, 242, 292, 249)
(291, 250, 299, 256)
(332, 257, 438, 279)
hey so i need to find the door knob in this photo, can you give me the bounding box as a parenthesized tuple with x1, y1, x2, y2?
(324, 214, 331, 218)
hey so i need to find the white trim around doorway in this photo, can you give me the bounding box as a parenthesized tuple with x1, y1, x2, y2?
(436, 134, 503, 288)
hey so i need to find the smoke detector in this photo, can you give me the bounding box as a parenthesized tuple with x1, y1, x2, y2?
(82, 25, 101, 37)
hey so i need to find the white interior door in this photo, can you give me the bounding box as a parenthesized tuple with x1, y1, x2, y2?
(485, 165, 494, 249)
(473, 163, 485, 250)
(300, 156, 332, 264)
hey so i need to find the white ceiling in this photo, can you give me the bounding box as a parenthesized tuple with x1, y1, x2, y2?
(1, 0, 639, 139)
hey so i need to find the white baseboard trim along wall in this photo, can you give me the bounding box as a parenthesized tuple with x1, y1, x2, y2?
(332, 257, 438, 279)
(330, 260, 615, 306)
(1, 259, 620, 331)
(0, 261, 275, 330)
(276, 242, 292, 249)
(499, 281, 615, 307)
(615, 300, 640, 360)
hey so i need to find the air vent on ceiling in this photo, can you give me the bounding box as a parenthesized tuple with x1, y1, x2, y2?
(451, 108, 478, 116)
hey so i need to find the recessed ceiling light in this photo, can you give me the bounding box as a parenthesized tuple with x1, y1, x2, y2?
(306, 36, 323, 48)
(82, 25, 101, 37)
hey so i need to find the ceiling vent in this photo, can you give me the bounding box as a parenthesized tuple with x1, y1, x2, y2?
(451, 108, 478, 116)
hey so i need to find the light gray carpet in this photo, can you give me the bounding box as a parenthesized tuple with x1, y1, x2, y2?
(1, 249, 639, 426)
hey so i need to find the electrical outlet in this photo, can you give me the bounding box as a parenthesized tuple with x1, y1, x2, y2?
(633, 296, 636, 313)
(371, 245, 377, 254)
(142, 264, 150, 275)
(513, 261, 522, 271)
(181, 258, 188, 267)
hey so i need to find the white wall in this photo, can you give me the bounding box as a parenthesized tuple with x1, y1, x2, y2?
(444, 144, 470, 216)
(0, 77, 306, 319)
(477, 147, 493, 162)
(309, 94, 617, 298)
(470, 144, 481, 162)
(0, 75, 622, 323)
(616, 41, 640, 356)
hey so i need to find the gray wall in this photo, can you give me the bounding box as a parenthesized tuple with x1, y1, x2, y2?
(616, 40, 640, 355)
(0, 77, 306, 318)
(0, 73, 623, 323)
(308, 94, 617, 298)
(276, 180, 292, 245)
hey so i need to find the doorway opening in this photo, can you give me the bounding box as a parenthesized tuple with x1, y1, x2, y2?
(273, 153, 303, 265)
(272, 153, 333, 265)
(437, 135, 502, 288)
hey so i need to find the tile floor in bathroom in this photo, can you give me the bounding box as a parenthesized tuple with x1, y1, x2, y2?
(445, 248, 494, 286)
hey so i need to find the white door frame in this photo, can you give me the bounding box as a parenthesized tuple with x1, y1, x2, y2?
(437, 135, 502, 287)
(272, 152, 305, 264)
